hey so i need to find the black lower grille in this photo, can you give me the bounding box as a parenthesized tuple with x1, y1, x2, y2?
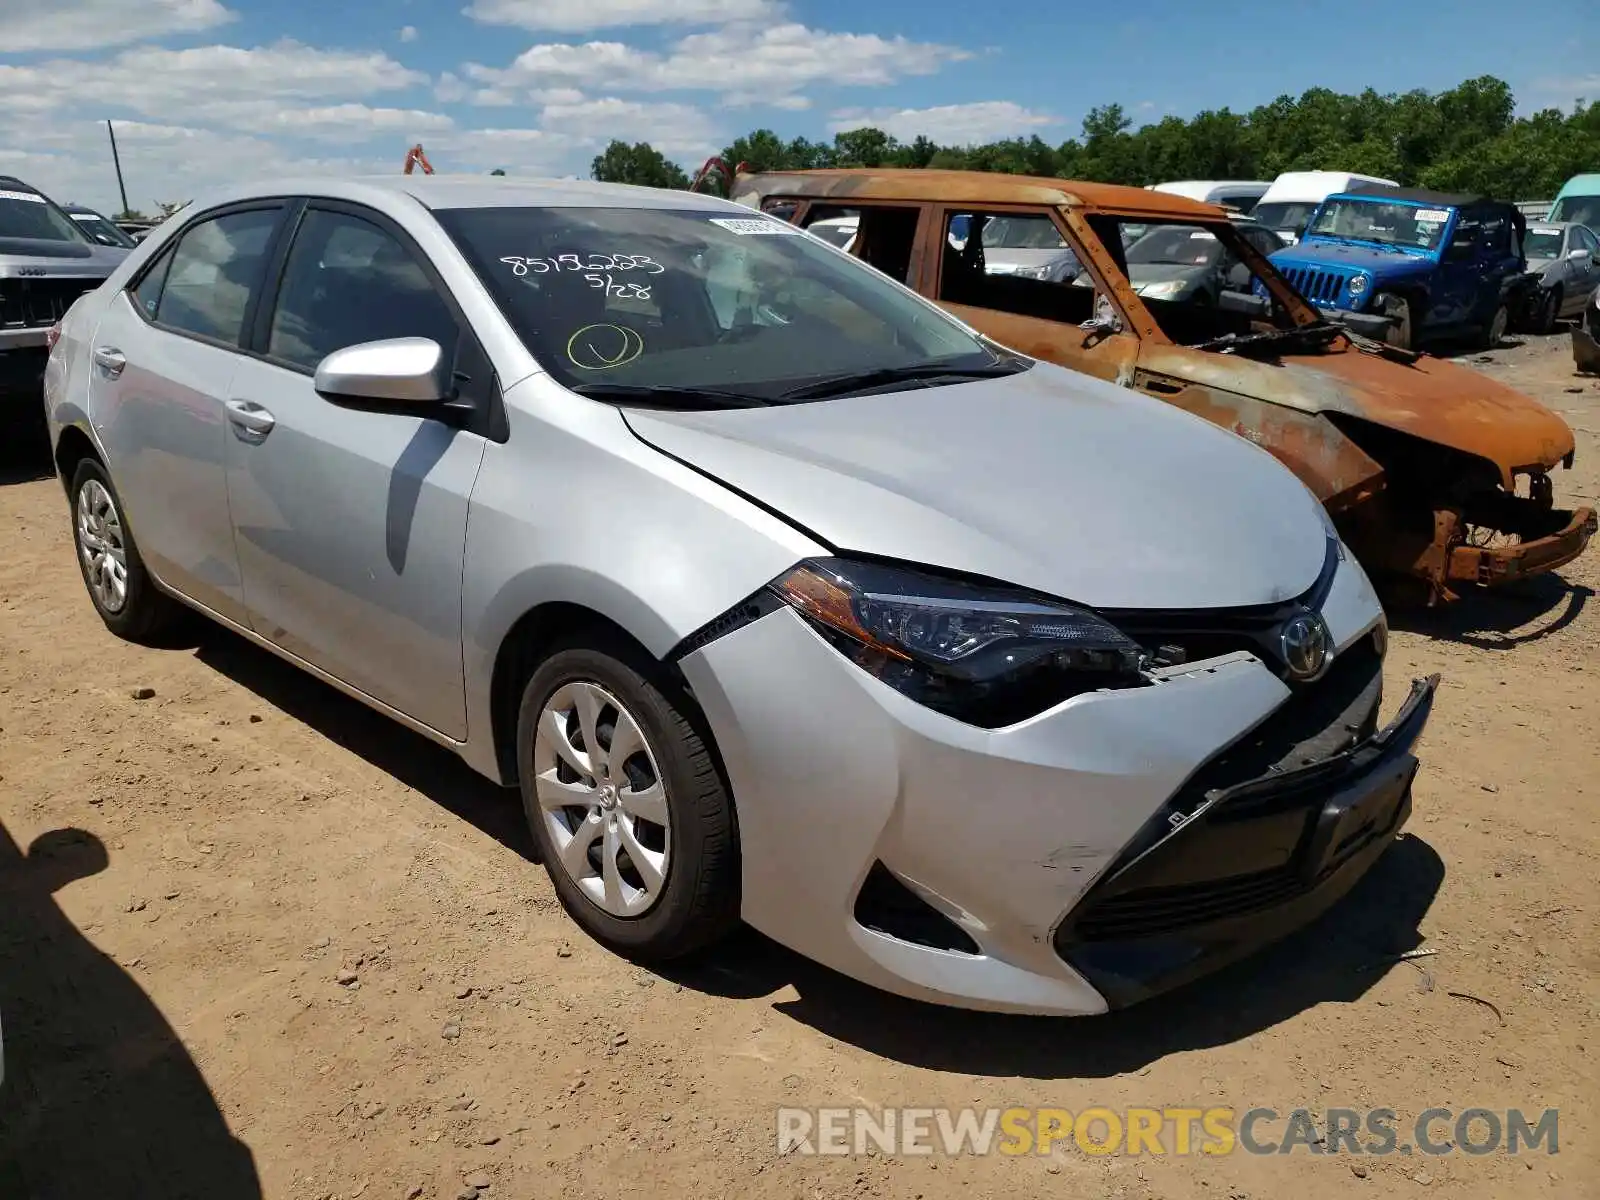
(1075, 866, 1303, 941)
(854, 862, 979, 954)
(0, 277, 95, 330)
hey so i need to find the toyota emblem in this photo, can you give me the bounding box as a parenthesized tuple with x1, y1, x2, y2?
(1280, 609, 1331, 681)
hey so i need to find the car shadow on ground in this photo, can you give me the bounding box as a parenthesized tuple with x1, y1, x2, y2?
(0, 822, 263, 1198)
(1389, 573, 1591, 649)
(189, 625, 534, 861)
(660, 833, 1444, 1079)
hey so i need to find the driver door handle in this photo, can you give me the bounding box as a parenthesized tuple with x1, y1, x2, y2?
(92, 346, 126, 378)
(224, 399, 276, 442)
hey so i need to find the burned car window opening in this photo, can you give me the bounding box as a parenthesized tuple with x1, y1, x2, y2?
(438, 205, 1017, 406)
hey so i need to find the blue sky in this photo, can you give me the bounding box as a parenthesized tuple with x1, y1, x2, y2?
(0, 0, 1593, 213)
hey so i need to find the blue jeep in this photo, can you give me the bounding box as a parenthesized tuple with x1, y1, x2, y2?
(1266, 184, 1530, 350)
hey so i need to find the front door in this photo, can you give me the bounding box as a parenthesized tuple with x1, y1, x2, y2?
(926, 205, 1140, 385)
(89, 204, 285, 626)
(223, 203, 486, 739)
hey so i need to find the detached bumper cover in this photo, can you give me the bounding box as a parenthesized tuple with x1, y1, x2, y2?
(1055, 673, 1438, 1008)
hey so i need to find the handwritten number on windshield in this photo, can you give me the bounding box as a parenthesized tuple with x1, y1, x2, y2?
(586, 274, 652, 301)
(501, 254, 665, 277)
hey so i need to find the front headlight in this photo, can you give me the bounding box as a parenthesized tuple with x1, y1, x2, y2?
(1347, 273, 1369, 298)
(770, 558, 1147, 725)
(1139, 280, 1186, 299)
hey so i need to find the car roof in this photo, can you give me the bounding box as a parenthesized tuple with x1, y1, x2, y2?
(1555, 173, 1600, 196)
(736, 169, 1223, 217)
(175, 174, 752, 217)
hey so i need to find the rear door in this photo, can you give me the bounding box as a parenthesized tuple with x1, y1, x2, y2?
(222, 200, 488, 739)
(89, 204, 285, 625)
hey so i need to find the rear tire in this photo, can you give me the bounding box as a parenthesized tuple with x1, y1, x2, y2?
(1375, 291, 1412, 350)
(515, 636, 739, 962)
(68, 458, 181, 643)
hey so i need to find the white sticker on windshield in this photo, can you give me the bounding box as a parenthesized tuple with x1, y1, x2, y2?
(1189, 231, 1217, 239)
(707, 217, 800, 236)
(70, 213, 97, 221)
(1415, 209, 1450, 224)
(0, 189, 45, 203)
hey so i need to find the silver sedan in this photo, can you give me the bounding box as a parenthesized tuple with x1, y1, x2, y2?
(43, 176, 1433, 1014)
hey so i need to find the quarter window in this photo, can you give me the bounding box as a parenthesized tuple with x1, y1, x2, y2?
(154, 209, 280, 346)
(267, 209, 458, 372)
(131, 246, 175, 320)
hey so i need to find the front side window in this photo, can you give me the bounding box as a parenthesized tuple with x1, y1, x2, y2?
(437, 205, 1000, 403)
(267, 209, 458, 372)
(1307, 199, 1452, 252)
(154, 209, 280, 346)
(0, 186, 86, 243)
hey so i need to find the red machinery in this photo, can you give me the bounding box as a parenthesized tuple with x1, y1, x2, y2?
(402, 144, 435, 175)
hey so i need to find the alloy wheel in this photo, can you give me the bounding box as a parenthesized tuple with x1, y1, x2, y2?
(76, 478, 129, 614)
(532, 680, 671, 918)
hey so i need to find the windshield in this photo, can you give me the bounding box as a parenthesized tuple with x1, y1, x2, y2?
(980, 215, 1067, 250)
(1307, 198, 1452, 251)
(439, 206, 1002, 402)
(69, 210, 136, 248)
(1126, 225, 1224, 267)
(1549, 195, 1600, 228)
(1251, 202, 1318, 234)
(1523, 228, 1564, 260)
(0, 187, 86, 242)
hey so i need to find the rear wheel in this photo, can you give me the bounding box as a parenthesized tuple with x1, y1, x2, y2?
(516, 637, 739, 961)
(1535, 287, 1560, 334)
(1375, 291, 1412, 350)
(1479, 303, 1509, 350)
(68, 458, 181, 642)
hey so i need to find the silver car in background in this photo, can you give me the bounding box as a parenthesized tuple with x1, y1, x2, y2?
(1521, 221, 1600, 332)
(44, 176, 1434, 1014)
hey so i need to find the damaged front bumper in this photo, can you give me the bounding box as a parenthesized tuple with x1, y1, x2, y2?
(1055, 673, 1438, 1008)
(1447, 503, 1598, 587)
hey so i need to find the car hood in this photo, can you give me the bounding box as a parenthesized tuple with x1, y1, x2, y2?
(1129, 262, 1209, 289)
(984, 248, 1072, 273)
(1274, 239, 1433, 277)
(0, 237, 127, 272)
(622, 363, 1328, 610)
(1137, 339, 1577, 488)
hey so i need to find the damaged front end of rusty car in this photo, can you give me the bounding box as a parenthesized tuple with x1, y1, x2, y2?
(731, 169, 1595, 602)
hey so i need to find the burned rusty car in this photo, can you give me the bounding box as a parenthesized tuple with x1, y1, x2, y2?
(733, 170, 1595, 602)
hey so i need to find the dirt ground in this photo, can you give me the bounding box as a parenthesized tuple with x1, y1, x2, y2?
(2, 334, 1598, 1200)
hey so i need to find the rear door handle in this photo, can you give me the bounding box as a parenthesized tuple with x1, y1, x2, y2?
(224, 399, 276, 442)
(92, 346, 126, 378)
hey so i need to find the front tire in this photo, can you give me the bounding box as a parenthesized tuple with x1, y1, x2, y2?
(1479, 303, 1509, 350)
(515, 637, 739, 961)
(68, 458, 181, 642)
(1375, 291, 1413, 350)
(1535, 287, 1560, 334)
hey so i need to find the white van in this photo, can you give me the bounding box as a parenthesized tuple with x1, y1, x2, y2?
(1148, 180, 1271, 214)
(1253, 171, 1400, 244)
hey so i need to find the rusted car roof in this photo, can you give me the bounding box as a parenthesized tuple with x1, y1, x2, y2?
(738, 169, 1221, 218)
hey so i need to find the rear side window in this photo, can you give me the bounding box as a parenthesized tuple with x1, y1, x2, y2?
(154, 209, 280, 346)
(131, 246, 175, 319)
(266, 209, 458, 372)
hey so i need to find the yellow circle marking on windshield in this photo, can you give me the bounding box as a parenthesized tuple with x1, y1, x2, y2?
(567, 324, 644, 370)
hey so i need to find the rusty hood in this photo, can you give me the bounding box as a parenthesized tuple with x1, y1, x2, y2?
(1140, 342, 1576, 486)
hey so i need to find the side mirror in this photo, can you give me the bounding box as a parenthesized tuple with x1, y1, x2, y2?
(313, 337, 451, 405)
(1569, 247, 1591, 261)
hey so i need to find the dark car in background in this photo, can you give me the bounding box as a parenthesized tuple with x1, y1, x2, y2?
(1268, 184, 1533, 350)
(1, 176, 129, 442)
(61, 204, 138, 250)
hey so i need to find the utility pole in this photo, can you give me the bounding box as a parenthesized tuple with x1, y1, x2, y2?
(106, 120, 130, 217)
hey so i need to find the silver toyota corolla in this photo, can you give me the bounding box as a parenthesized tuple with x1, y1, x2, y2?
(43, 176, 1437, 1015)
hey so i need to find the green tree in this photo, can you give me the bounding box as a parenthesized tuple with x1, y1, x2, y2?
(589, 140, 689, 189)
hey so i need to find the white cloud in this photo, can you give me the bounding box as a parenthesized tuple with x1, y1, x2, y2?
(0, 41, 429, 124)
(462, 23, 964, 105)
(200, 102, 455, 141)
(0, 0, 235, 53)
(830, 100, 1057, 145)
(399, 25, 419, 42)
(463, 0, 778, 33)
(0, 120, 387, 216)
